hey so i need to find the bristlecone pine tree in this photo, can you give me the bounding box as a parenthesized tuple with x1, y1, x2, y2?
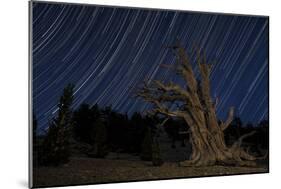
(137, 43, 264, 167)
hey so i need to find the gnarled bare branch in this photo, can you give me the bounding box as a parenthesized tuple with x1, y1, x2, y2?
(231, 130, 256, 150)
(221, 107, 234, 131)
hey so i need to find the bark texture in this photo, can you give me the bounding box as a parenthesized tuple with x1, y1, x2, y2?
(137, 43, 261, 167)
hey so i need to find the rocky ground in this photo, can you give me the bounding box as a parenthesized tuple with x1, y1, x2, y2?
(33, 156, 268, 188)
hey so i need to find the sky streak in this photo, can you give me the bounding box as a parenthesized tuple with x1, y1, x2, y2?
(32, 2, 269, 132)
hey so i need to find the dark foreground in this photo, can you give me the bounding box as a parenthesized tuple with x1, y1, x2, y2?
(33, 157, 268, 187)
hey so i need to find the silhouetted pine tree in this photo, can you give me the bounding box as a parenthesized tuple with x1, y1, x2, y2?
(150, 116, 163, 166)
(90, 116, 108, 158)
(141, 117, 163, 166)
(140, 126, 153, 161)
(151, 140, 163, 166)
(72, 103, 100, 143)
(39, 84, 75, 166)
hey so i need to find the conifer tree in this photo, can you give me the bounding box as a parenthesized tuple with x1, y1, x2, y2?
(92, 117, 108, 158)
(40, 84, 75, 166)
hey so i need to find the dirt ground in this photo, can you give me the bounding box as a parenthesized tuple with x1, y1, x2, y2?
(33, 156, 268, 187)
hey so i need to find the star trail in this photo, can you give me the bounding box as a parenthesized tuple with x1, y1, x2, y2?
(32, 2, 269, 132)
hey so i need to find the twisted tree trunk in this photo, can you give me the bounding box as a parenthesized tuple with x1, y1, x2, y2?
(137, 43, 262, 167)
(181, 114, 256, 167)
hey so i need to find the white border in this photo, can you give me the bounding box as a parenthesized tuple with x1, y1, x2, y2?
(1, 0, 280, 189)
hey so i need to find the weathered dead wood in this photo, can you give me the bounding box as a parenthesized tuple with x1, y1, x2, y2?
(137, 43, 266, 167)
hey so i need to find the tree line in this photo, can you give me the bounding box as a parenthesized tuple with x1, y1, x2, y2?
(33, 83, 268, 167)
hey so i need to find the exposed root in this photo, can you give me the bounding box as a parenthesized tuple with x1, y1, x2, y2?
(179, 146, 262, 167)
(179, 152, 216, 167)
(179, 158, 215, 167)
(231, 131, 256, 150)
(235, 160, 257, 167)
(230, 131, 268, 162)
(179, 159, 198, 167)
(256, 150, 268, 160)
(179, 152, 201, 167)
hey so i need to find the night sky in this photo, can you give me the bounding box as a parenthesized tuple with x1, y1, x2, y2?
(32, 2, 269, 132)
